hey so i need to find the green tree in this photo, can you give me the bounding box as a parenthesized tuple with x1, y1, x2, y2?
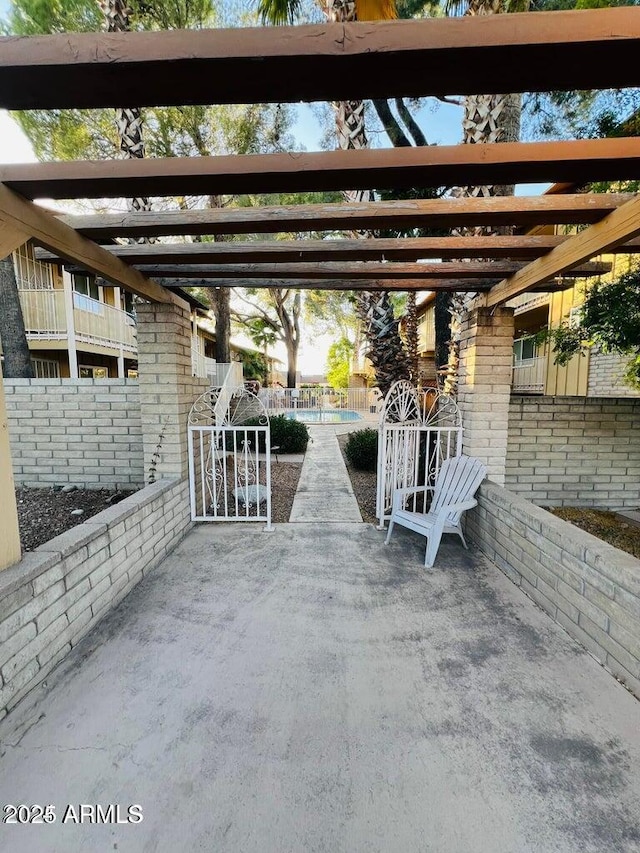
(538, 270, 640, 388)
(305, 291, 359, 342)
(238, 349, 269, 385)
(326, 337, 354, 388)
(233, 289, 302, 388)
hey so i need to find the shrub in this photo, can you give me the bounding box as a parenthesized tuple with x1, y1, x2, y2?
(243, 414, 310, 454)
(269, 415, 309, 454)
(345, 428, 378, 471)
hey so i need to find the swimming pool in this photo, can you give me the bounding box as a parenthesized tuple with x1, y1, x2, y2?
(284, 409, 363, 424)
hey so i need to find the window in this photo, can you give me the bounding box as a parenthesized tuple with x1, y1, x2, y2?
(121, 290, 135, 315)
(79, 365, 109, 379)
(72, 274, 99, 300)
(513, 337, 537, 363)
(31, 358, 60, 378)
(73, 274, 103, 314)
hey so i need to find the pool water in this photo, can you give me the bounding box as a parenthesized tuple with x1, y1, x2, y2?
(284, 409, 363, 424)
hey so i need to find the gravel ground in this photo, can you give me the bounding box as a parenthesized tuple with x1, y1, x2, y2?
(16, 487, 136, 552)
(15, 461, 302, 553)
(547, 506, 640, 559)
(337, 434, 377, 524)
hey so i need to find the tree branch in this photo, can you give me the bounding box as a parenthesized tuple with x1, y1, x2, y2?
(394, 98, 429, 148)
(433, 95, 463, 108)
(371, 99, 412, 148)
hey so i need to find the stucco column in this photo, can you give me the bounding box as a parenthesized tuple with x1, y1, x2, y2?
(136, 298, 194, 482)
(458, 306, 514, 486)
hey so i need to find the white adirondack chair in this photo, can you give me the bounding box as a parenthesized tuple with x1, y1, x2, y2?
(384, 455, 486, 568)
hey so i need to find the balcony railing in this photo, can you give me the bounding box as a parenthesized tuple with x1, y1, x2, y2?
(18, 289, 66, 339)
(18, 289, 136, 353)
(73, 293, 136, 352)
(191, 355, 244, 388)
(512, 357, 547, 393)
(507, 291, 551, 316)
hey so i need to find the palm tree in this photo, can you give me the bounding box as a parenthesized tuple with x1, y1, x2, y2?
(441, 0, 528, 395)
(98, 1, 153, 217)
(259, 0, 410, 397)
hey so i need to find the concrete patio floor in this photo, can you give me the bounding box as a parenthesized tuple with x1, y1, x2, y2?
(1, 521, 639, 853)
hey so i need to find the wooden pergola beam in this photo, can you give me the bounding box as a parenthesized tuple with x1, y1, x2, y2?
(486, 194, 640, 306)
(159, 278, 486, 291)
(131, 261, 610, 280)
(0, 9, 638, 110)
(36, 234, 640, 265)
(0, 216, 31, 260)
(60, 194, 635, 238)
(0, 184, 172, 303)
(4, 140, 640, 200)
(156, 277, 574, 292)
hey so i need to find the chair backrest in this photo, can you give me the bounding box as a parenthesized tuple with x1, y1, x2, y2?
(431, 455, 487, 523)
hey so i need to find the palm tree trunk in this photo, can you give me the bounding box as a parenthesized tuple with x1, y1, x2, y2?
(327, 0, 410, 395)
(443, 0, 523, 397)
(405, 291, 419, 383)
(0, 256, 33, 378)
(98, 1, 153, 218)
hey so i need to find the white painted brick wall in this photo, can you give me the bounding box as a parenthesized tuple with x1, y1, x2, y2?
(467, 482, 640, 699)
(587, 349, 640, 398)
(506, 395, 640, 509)
(0, 478, 191, 719)
(4, 379, 144, 489)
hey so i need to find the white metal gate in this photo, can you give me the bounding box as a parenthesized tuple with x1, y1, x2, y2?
(188, 386, 272, 528)
(376, 381, 462, 528)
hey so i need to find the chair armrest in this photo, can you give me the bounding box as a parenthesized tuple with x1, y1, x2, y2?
(391, 485, 433, 512)
(394, 485, 434, 497)
(436, 498, 477, 517)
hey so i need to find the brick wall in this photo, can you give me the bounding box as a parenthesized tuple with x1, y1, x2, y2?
(506, 396, 640, 509)
(4, 379, 144, 489)
(458, 307, 514, 485)
(0, 478, 191, 719)
(587, 349, 640, 398)
(467, 482, 640, 699)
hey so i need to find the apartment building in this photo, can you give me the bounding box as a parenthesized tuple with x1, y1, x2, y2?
(9, 241, 138, 379)
(5, 240, 275, 386)
(508, 246, 639, 398)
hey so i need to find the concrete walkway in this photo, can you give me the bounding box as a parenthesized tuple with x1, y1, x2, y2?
(290, 425, 362, 522)
(1, 523, 639, 853)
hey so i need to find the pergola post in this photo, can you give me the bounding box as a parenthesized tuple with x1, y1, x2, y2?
(458, 307, 515, 486)
(0, 363, 21, 570)
(136, 299, 194, 482)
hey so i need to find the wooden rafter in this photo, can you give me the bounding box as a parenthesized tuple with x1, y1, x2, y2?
(156, 278, 574, 292)
(486, 194, 640, 306)
(0, 8, 638, 110)
(59, 194, 635, 239)
(127, 261, 610, 280)
(0, 184, 172, 303)
(0, 216, 30, 260)
(3, 139, 640, 200)
(35, 234, 640, 265)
